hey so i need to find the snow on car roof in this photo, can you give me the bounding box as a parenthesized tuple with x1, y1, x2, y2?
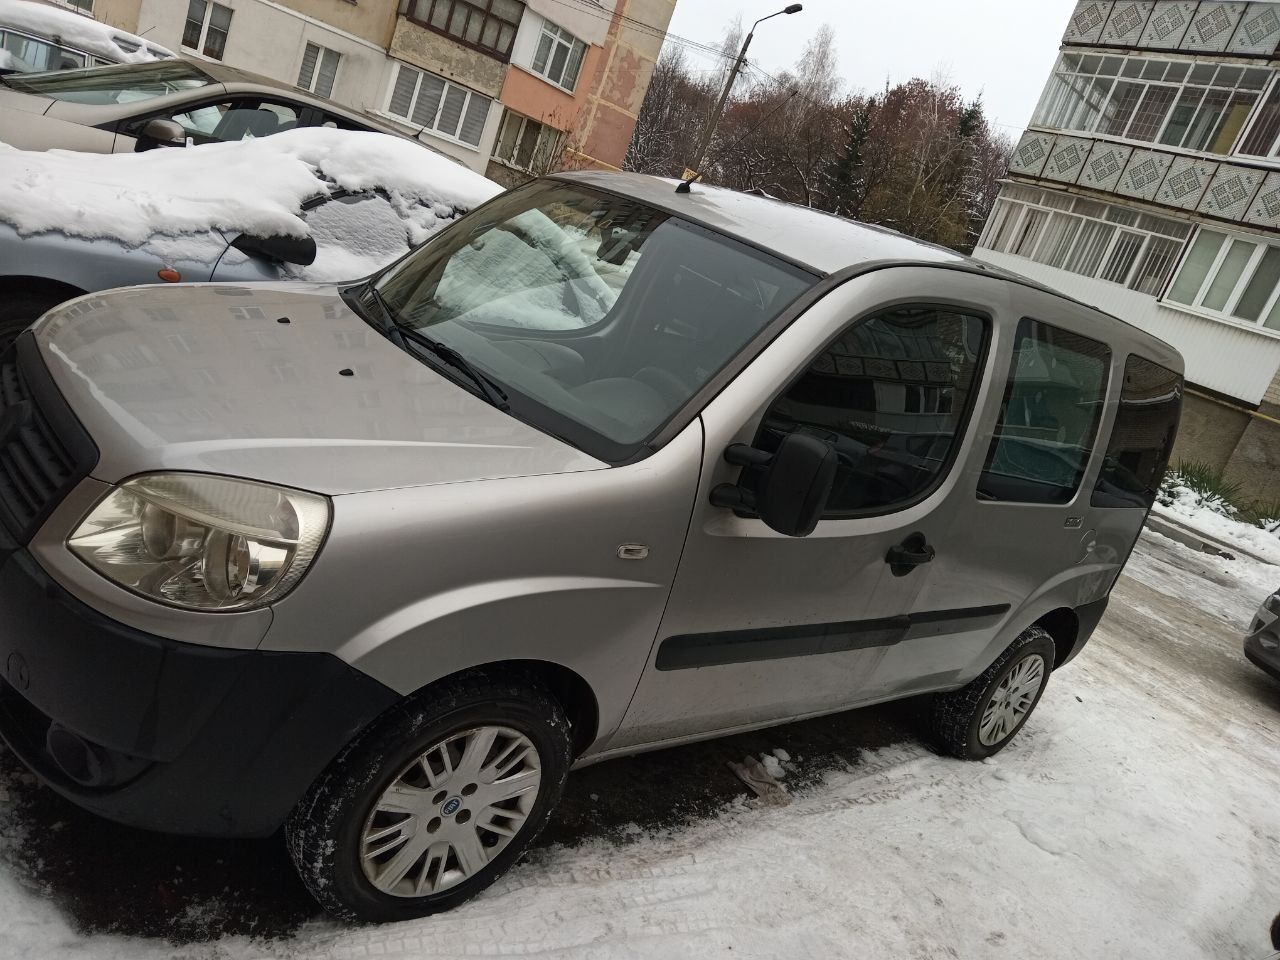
(0, 127, 502, 247)
(0, 0, 175, 63)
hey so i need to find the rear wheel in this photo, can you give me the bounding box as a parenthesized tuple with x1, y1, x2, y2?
(931, 626, 1055, 760)
(286, 673, 572, 923)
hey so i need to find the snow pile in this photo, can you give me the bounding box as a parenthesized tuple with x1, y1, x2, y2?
(1155, 481, 1280, 566)
(0, 128, 502, 250)
(0, 0, 174, 63)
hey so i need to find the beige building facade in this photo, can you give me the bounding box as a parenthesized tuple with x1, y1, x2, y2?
(44, 0, 675, 175)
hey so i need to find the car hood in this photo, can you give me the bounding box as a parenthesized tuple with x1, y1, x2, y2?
(34, 283, 606, 495)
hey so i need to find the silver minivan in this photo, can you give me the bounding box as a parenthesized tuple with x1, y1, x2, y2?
(0, 171, 1183, 923)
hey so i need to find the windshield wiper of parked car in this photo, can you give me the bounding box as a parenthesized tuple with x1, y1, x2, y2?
(359, 282, 509, 411)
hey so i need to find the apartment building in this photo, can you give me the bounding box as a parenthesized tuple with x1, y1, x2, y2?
(62, 0, 676, 175)
(975, 0, 1280, 498)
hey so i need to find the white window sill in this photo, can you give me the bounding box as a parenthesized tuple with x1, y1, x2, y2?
(1157, 298, 1280, 339)
(369, 110, 484, 153)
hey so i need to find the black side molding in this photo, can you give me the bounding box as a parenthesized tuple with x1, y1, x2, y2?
(656, 604, 1011, 671)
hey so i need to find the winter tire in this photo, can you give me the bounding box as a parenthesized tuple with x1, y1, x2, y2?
(931, 625, 1055, 760)
(0, 292, 63, 349)
(286, 672, 573, 923)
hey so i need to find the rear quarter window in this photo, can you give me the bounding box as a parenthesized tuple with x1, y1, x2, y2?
(1091, 355, 1183, 508)
(978, 318, 1111, 504)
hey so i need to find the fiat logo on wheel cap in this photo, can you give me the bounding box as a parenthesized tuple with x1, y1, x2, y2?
(441, 797, 462, 816)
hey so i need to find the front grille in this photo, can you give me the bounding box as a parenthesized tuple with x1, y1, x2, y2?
(0, 334, 97, 542)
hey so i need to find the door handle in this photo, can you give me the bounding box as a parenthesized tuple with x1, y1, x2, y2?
(886, 532, 935, 577)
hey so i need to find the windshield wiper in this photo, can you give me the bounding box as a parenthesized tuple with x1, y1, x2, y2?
(359, 283, 509, 411)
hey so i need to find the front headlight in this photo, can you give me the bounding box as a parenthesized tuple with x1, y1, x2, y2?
(68, 474, 330, 611)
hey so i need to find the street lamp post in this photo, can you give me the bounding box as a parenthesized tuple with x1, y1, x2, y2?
(685, 3, 802, 178)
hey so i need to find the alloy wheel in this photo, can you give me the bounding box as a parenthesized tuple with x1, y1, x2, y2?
(360, 725, 542, 898)
(977, 654, 1046, 747)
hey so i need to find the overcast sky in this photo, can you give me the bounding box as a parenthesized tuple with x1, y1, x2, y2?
(663, 0, 1079, 136)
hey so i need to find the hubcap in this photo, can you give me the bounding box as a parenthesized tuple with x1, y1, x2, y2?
(360, 725, 542, 898)
(978, 654, 1046, 747)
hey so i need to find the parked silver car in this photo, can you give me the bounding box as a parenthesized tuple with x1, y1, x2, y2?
(1245, 587, 1280, 679)
(0, 172, 1184, 923)
(0, 59, 415, 152)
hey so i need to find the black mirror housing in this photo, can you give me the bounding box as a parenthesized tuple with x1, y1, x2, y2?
(710, 434, 837, 537)
(231, 233, 318, 266)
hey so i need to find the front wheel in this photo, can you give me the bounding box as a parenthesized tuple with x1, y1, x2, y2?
(931, 626, 1055, 760)
(0, 292, 64, 349)
(286, 673, 572, 922)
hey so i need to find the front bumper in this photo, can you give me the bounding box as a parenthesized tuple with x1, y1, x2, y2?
(1245, 591, 1280, 682)
(0, 547, 397, 837)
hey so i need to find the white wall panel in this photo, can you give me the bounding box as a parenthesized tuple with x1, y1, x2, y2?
(974, 248, 1280, 404)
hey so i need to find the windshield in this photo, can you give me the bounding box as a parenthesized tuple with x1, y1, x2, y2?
(374, 180, 815, 461)
(3, 60, 213, 103)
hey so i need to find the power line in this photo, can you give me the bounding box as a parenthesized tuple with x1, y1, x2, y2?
(535, 0, 737, 61)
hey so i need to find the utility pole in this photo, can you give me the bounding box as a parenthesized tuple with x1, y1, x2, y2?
(685, 4, 803, 179)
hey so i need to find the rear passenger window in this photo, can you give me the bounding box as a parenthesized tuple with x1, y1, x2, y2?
(978, 319, 1110, 504)
(759, 306, 989, 516)
(1092, 356, 1183, 508)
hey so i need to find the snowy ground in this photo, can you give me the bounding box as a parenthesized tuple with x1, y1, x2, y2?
(1, 527, 1278, 959)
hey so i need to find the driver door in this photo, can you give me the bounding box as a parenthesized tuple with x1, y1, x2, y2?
(611, 268, 1003, 751)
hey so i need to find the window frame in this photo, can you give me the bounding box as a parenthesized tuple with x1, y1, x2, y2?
(530, 18, 587, 92)
(1032, 51, 1268, 156)
(181, 0, 233, 61)
(978, 184, 1190, 297)
(401, 0, 523, 62)
(384, 62, 492, 148)
(976, 317, 1113, 507)
(751, 301, 994, 522)
(1162, 225, 1280, 334)
(297, 41, 342, 100)
(492, 109, 563, 172)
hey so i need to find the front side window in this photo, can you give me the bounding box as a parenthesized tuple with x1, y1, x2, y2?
(978, 319, 1110, 504)
(297, 42, 341, 99)
(1092, 356, 1183, 509)
(183, 0, 233, 60)
(1, 60, 214, 103)
(1166, 227, 1280, 329)
(166, 99, 301, 142)
(531, 19, 586, 91)
(759, 307, 989, 517)
(386, 63, 490, 146)
(402, 0, 523, 60)
(373, 181, 815, 458)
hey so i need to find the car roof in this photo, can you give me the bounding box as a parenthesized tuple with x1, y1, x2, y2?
(552, 169, 1180, 364)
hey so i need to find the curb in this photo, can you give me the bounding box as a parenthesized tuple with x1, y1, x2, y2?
(1144, 512, 1270, 565)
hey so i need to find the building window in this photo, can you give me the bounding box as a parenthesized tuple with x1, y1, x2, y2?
(1239, 78, 1280, 158)
(1032, 52, 1268, 154)
(979, 184, 1190, 296)
(1165, 228, 1280, 331)
(53, 0, 93, 12)
(401, 0, 523, 60)
(493, 110, 562, 172)
(386, 62, 490, 147)
(298, 42, 341, 99)
(182, 0, 233, 60)
(531, 20, 586, 91)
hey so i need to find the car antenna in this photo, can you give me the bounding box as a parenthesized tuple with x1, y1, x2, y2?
(675, 86, 799, 195)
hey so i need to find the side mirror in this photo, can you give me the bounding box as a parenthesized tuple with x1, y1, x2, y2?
(139, 118, 186, 145)
(709, 433, 837, 537)
(231, 232, 317, 266)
